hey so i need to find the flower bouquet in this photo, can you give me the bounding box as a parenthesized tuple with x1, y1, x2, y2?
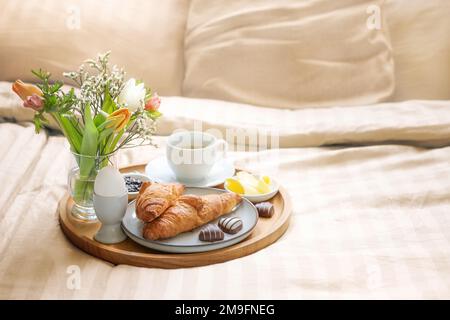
(12, 52, 161, 220)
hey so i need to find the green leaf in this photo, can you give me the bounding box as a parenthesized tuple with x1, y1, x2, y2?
(79, 104, 99, 177)
(62, 114, 82, 148)
(102, 86, 117, 114)
(93, 86, 117, 128)
(94, 113, 106, 128)
(96, 118, 115, 132)
(105, 129, 124, 154)
(33, 114, 42, 133)
(31, 69, 50, 82)
(50, 81, 63, 94)
(144, 87, 153, 101)
(52, 114, 81, 153)
(98, 127, 114, 144)
(146, 110, 162, 120)
(45, 95, 57, 112)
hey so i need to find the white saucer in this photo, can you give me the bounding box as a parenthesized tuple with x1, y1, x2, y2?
(145, 156, 235, 187)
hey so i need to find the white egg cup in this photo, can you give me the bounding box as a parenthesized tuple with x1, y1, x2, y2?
(93, 192, 128, 244)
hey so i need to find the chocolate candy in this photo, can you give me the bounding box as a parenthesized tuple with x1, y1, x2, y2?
(218, 216, 243, 234)
(255, 202, 274, 218)
(199, 224, 224, 242)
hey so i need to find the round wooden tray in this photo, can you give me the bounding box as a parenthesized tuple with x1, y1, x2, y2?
(59, 164, 292, 269)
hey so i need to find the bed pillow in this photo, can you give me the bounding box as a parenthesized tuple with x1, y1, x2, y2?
(183, 0, 395, 109)
(0, 0, 189, 96)
(386, 0, 450, 101)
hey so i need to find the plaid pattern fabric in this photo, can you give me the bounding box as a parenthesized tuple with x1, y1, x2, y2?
(1, 122, 450, 299)
(2, 80, 450, 298)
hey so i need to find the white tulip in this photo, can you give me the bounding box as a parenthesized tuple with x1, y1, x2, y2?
(118, 78, 146, 112)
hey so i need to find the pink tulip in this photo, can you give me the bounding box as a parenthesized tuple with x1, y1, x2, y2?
(23, 94, 44, 111)
(144, 93, 161, 111)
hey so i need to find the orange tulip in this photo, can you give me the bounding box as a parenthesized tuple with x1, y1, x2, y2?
(106, 108, 131, 132)
(12, 80, 43, 101)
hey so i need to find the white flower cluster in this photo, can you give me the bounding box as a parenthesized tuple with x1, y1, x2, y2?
(136, 111, 157, 140)
(63, 52, 125, 112)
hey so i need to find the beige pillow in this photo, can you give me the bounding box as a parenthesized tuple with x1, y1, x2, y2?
(386, 0, 450, 101)
(0, 0, 189, 96)
(183, 0, 395, 109)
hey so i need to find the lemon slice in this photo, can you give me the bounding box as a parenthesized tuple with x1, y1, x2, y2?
(234, 172, 272, 194)
(225, 178, 245, 194)
(261, 175, 271, 185)
(255, 179, 271, 194)
(243, 184, 261, 195)
(236, 172, 259, 187)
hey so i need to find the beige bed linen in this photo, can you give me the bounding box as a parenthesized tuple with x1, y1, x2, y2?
(0, 0, 189, 96)
(386, 0, 450, 101)
(183, 0, 394, 109)
(1, 86, 450, 298)
(1, 123, 450, 299)
(2, 81, 450, 148)
(158, 97, 450, 148)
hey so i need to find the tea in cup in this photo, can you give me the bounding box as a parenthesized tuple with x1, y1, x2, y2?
(166, 131, 227, 182)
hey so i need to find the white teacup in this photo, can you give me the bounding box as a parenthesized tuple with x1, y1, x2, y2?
(166, 131, 227, 182)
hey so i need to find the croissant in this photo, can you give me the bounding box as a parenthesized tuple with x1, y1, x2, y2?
(143, 192, 242, 240)
(135, 181, 185, 222)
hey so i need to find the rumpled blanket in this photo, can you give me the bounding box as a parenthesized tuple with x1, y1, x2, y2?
(1, 81, 450, 299)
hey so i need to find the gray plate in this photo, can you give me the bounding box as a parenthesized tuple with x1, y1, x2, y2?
(121, 187, 259, 253)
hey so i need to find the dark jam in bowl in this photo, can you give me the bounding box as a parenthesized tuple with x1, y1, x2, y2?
(124, 176, 143, 193)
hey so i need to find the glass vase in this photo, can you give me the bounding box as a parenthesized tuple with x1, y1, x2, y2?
(68, 151, 118, 222)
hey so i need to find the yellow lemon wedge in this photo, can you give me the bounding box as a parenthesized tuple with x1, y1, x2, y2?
(225, 178, 245, 194)
(242, 184, 260, 195)
(255, 179, 271, 194)
(261, 175, 271, 185)
(231, 172, 272, 195)
(236, 172, 259, 187)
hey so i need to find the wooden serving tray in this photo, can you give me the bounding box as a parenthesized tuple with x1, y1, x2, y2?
(58, 164, 292, 269)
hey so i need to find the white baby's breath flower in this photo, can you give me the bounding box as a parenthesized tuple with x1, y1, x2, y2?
(63, 71, 78, 80)
(135, 111, 157, 140)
